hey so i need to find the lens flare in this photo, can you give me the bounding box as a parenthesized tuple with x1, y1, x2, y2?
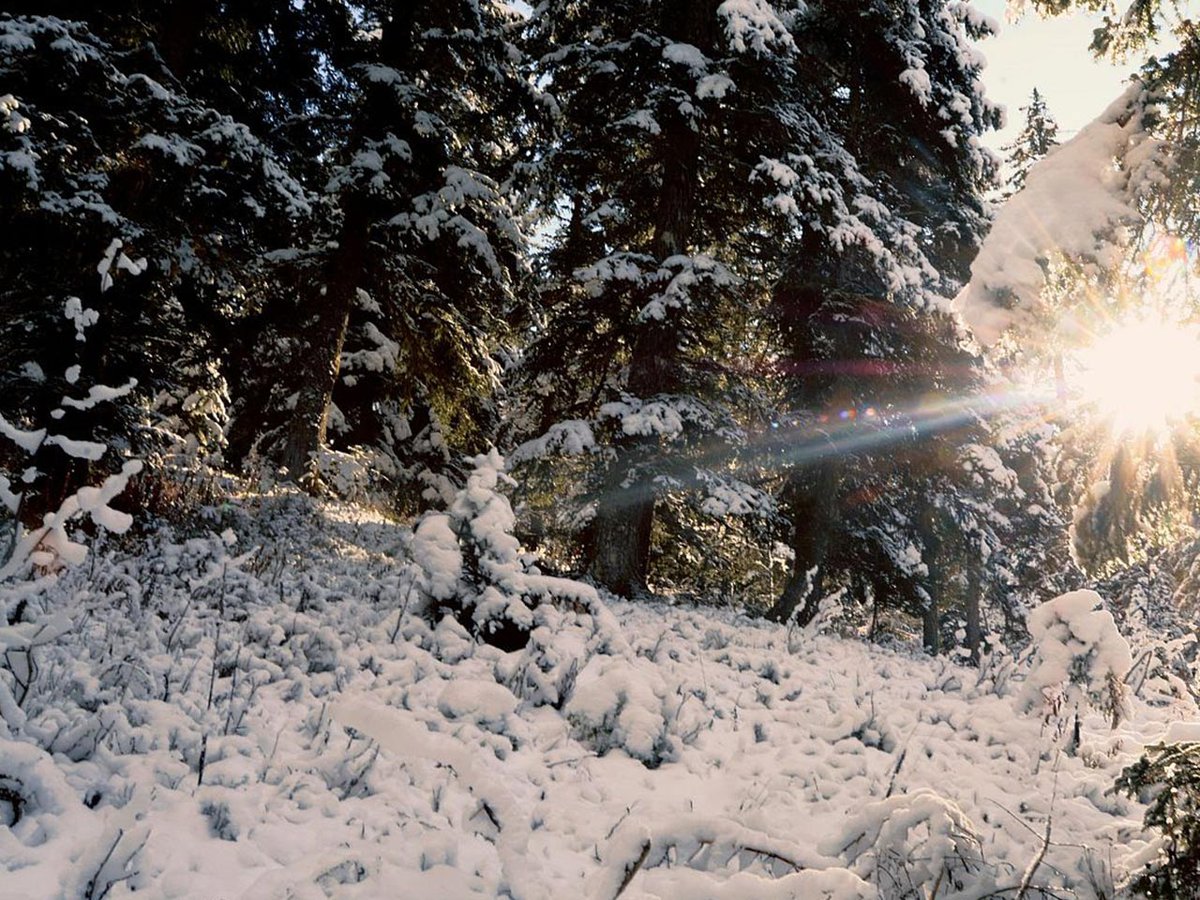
(1075, 318, 1200, 432)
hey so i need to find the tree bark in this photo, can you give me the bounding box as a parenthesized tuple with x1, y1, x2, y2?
(922, 591, 941, 656)
(589, 467, 656, 597)
(965, 555, 983, 664)
(768, 459, 841, 623)
(918, 504, 944, 655)
(157, 1, 213, 81)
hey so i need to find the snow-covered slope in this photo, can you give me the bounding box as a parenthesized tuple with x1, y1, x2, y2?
(0, 494, 1192, 898)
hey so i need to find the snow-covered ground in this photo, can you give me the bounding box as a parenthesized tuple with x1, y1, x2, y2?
(0, 492, 1193, 898)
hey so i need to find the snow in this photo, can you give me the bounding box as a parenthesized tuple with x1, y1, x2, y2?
(1, 93, 30, 134)
(509, 420, 596, 463)
(0, 488, 1191, 897)
(899, 66, 932, 105)
(137, 133, 205, 167)
(717, 0, 797, 54)
(41, 433, 107, 461)
(662, 42, 709, 73)
(617, 109, 661, 135)
(64, 296, 98, 341)
(437, 679, 519, 727)
(0, 414, 46, 454)
(60, 379, 137, 412)
(1023, 589, 1133, 729)
(96, 239, 147, 294)
(954, 83, 1168, 346)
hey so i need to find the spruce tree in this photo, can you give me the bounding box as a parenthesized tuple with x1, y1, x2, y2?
(761, 0, 1056, 653)
(237, 1, 536, 498)
(513, 0, 811, 596)
(0, 14, 308, 524)
(1001, 87, 1060, 196)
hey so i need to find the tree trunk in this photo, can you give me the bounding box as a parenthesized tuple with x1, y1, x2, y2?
(965, 557, 983, 664)
(589, 469, 656, 597)
(277, 1, 413, 488)
(918, 504, 943, 655)
(768, 459, 841, 623)
(922, 592, 941, 655)
(157, 1, 212, 81)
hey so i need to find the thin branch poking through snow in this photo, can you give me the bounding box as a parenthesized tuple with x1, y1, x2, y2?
(611, 839, 651, 899)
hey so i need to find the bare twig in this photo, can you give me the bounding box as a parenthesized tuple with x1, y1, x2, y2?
(612, 839, 652, 899)
(1017, 764, 1059, 899)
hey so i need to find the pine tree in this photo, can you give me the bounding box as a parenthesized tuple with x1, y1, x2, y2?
(241, 1, 537, 496)
(1001, 87, 1060, 196)
(763, 0, 1011, 645)
(512, 0, 810, 596)
(0, 14, 308, 524)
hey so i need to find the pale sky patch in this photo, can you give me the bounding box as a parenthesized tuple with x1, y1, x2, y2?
(971, 0, 1132, 150)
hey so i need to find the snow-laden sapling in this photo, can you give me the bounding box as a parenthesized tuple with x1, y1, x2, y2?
(1020, 589, 1132, 752)
(1, 288, 142, 710)
(1, 292, 142, 578)
(407, 450, 623, 701)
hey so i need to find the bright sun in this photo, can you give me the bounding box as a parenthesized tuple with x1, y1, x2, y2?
(1076, 319, 1200, 432)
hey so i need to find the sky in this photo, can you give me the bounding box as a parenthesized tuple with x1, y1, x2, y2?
(971, 0, 1134, 150)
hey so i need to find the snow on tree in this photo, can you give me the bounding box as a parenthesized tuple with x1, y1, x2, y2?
(0, 14, 310, 521)
(407, 450, 625, 702)
(1021, 589, 1132, 745)
(758, 0, 1021, 642)
(511, 0, 809, 597)
(953, 83, 1168, 347)
(236, 1, 537, 498)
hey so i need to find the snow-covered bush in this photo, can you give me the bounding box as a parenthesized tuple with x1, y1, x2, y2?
(408, 450, 621, 691)
(565, 655, 675, 766)
(823, 789, 982, 898)
(1021, 590, 1132, 739)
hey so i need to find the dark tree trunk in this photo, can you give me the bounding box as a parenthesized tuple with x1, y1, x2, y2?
(277, 203, 368, 488)
(768, 459, 841, 623)
(965, 557, 983, 664)
(586, 1, 712, 595)
(276, 1, 413, 489)
(918, 504, 944, 655)
(589, 470, 656, 597)
(922, 593, 941, 655)
(157, 2, 211, 81)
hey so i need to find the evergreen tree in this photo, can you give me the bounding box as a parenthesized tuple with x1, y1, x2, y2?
(513, 0, 811, 596)
(1001, 87, 1060, 196)
(763, 0, 1018, 648)
(240, 1, 538, 497)
(0, 14, 308, 524)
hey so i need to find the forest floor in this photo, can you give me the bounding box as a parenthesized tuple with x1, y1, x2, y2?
(0, 492, 1192, 899)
